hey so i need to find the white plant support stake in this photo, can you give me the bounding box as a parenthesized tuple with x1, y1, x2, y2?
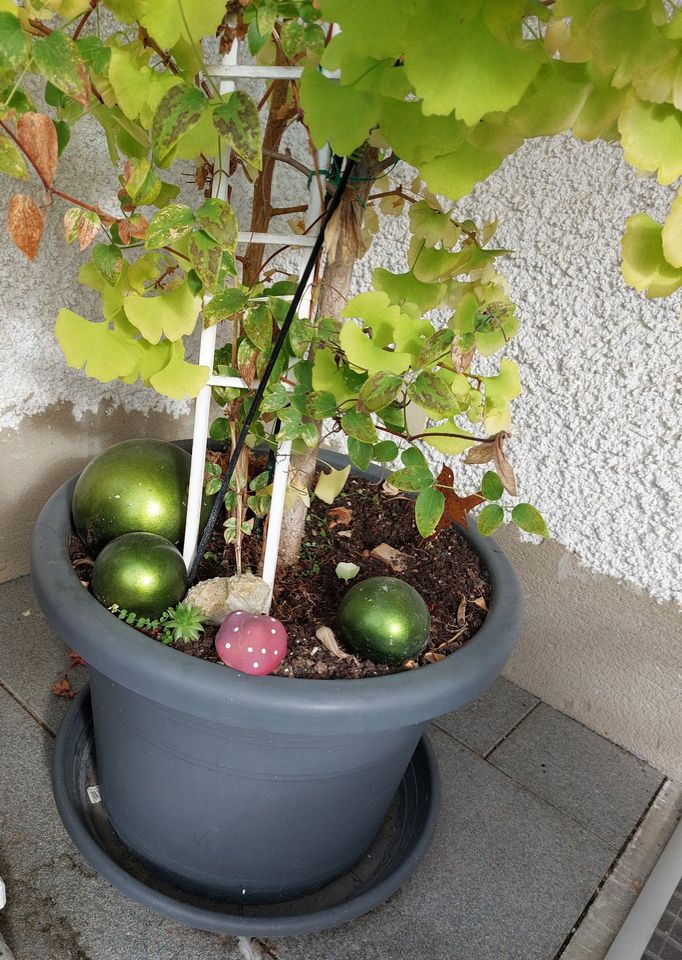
(182, 44, 238, 570)
(182, 46, 333, 609)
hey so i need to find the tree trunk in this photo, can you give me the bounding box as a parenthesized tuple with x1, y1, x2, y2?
(278, 145, 381, 569)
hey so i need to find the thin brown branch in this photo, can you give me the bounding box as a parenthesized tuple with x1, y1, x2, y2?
(262, 148, 311, 178)
(376, 422, 492, 445)
(269, 204, 309, 217)
(73, 0, 97, 40)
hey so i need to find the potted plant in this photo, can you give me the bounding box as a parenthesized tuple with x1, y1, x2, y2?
(4, 0, 676, 934)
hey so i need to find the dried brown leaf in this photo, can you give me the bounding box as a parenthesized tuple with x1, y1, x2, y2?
(456, 596, 467, 626)
(315, 626, 358, 663)
(8, 193, 44, 260)
(493, 433, 517, 496)
(68, 650, 86, 667)
(472, 597, 488, 611)
(370, 542, 408, 573)
(434, 465, 484, 533)
(17, 112, 58, 187)
(403, 659, 419, 670)
(51, 676, 75, 700)
(328, 506, 353, 529)
(463, 441, 496, 465)
(336, 529, 352, 539)
(451, 341, 475, 374)
(77, 214, 100, 251)
(382, 480, 400, 497)
(423, 651, 445, 663)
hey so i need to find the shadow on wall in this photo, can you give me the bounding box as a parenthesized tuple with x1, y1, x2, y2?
(0, 401, 194, 583)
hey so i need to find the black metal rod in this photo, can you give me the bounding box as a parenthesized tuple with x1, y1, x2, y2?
(188, 157, 355, 584)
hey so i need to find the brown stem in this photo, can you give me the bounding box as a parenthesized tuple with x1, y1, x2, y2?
(269, 204, 309, 217)
(242, 51, 299, 286)
(376, 422, 492, 445)
(73, 0, 97, 40)
(0, 120, 116, 223)
(261, 148, 311, 179)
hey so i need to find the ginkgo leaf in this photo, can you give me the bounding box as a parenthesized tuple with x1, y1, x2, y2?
(339, 322, 412, 376)
(140, 0, 228, 51)
(123, 282, 201, 344)
(619, 93, 682, 185)
(149, 340, 210, 399)
(342, 291, 406, 347)
(621, 212, 682, 297)
(300, 68, 379, 155)
(311, 347, 356, 403)
(372, 267, 445, 312)
(402, 1, 541, 122)
(107, 45, 153, 121)
(55, 309, 139, 382)
(661, 190, 682, 269)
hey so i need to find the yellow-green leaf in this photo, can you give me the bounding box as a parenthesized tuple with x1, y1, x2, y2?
(55, 309, 139, 382)
(314, 464, 351, 504)
(661, 190, 682, 269)
(619, 93, 682, 185)
(149, 340, 210, 399)
(0, 134, 27, 179)
(123, 282, 201, 343)
(622, 212, 682, 297)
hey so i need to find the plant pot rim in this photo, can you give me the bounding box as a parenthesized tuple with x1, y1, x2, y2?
(32, 449, 523, 734)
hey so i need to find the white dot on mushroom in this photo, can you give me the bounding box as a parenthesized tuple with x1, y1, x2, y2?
(233, 627, 239, 633)
(270, 628, 276, 634)
(261, 648, 266, 654)
(247, 646, 253, 652)
(253, 662, 259, 668)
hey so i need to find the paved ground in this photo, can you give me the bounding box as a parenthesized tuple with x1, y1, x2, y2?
(0, 575, 669, 960)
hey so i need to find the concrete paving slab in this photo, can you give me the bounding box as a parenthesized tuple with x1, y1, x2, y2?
(0, 576, 87, 735)
(434, 676, 539, 756)
(278, 728, 617, 960)
(0, 687, 71, 880)
(2, 851, 242, 960)
(488, 702, 663, 848)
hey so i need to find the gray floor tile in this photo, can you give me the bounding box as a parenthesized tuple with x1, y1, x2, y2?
(0, 576, 87, 734)
(2, 851, 243, 960)
(279, 728, 616, 960)
(0, 688, 71, 880)
(434, 676, 539, 755)
(488, 702, 663, 848)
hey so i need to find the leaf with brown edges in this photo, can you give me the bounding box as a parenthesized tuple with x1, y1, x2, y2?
(17, 113, 58, 187)
(8, 193, 44, 260)
(434, 465, 484, 533)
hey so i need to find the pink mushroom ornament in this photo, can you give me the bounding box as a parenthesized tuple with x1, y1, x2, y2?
(215, 611, 287, 675)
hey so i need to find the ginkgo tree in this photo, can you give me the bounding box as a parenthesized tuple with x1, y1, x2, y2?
(0, 0, 677, 571)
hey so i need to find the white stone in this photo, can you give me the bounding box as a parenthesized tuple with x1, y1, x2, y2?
(184, 571, 271, 624)
(184, 577, 231, 625)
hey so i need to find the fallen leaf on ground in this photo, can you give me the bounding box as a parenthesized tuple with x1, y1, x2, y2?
(370, 542, 408, 572)
(68, 650, 86, 667)
(423, 651, 445, 663)
(472, 597, 488, 611)
(237, 938, 276, 960)
(51, 676, 75, 700)
(315, 626, 358, 662)
(457, 596, 467, 626)
(21, 609, 30, 617)
(328, 506, 353, 528)
(382, 480, 399, 496)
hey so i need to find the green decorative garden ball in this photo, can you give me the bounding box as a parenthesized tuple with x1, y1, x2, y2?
(72, 438, 213, 555)
(337, 577, 431, 665)
(92, 533, 187, 619)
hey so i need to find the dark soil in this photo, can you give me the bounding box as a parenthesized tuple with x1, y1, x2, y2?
(70, 471, 491, 680)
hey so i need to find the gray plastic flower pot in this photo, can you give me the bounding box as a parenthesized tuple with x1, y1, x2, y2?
(31, 450, 522, 906)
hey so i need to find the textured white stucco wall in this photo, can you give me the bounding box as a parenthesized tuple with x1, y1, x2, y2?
(1, 117, 681, 603)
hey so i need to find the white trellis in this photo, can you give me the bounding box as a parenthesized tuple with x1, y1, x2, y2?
(182, 43, 332, 602)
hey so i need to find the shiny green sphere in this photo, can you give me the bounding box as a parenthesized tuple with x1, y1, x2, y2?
(92, 533, 187, 619)
(337, 577, 431, 665)
(72, 439, 213, 555)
